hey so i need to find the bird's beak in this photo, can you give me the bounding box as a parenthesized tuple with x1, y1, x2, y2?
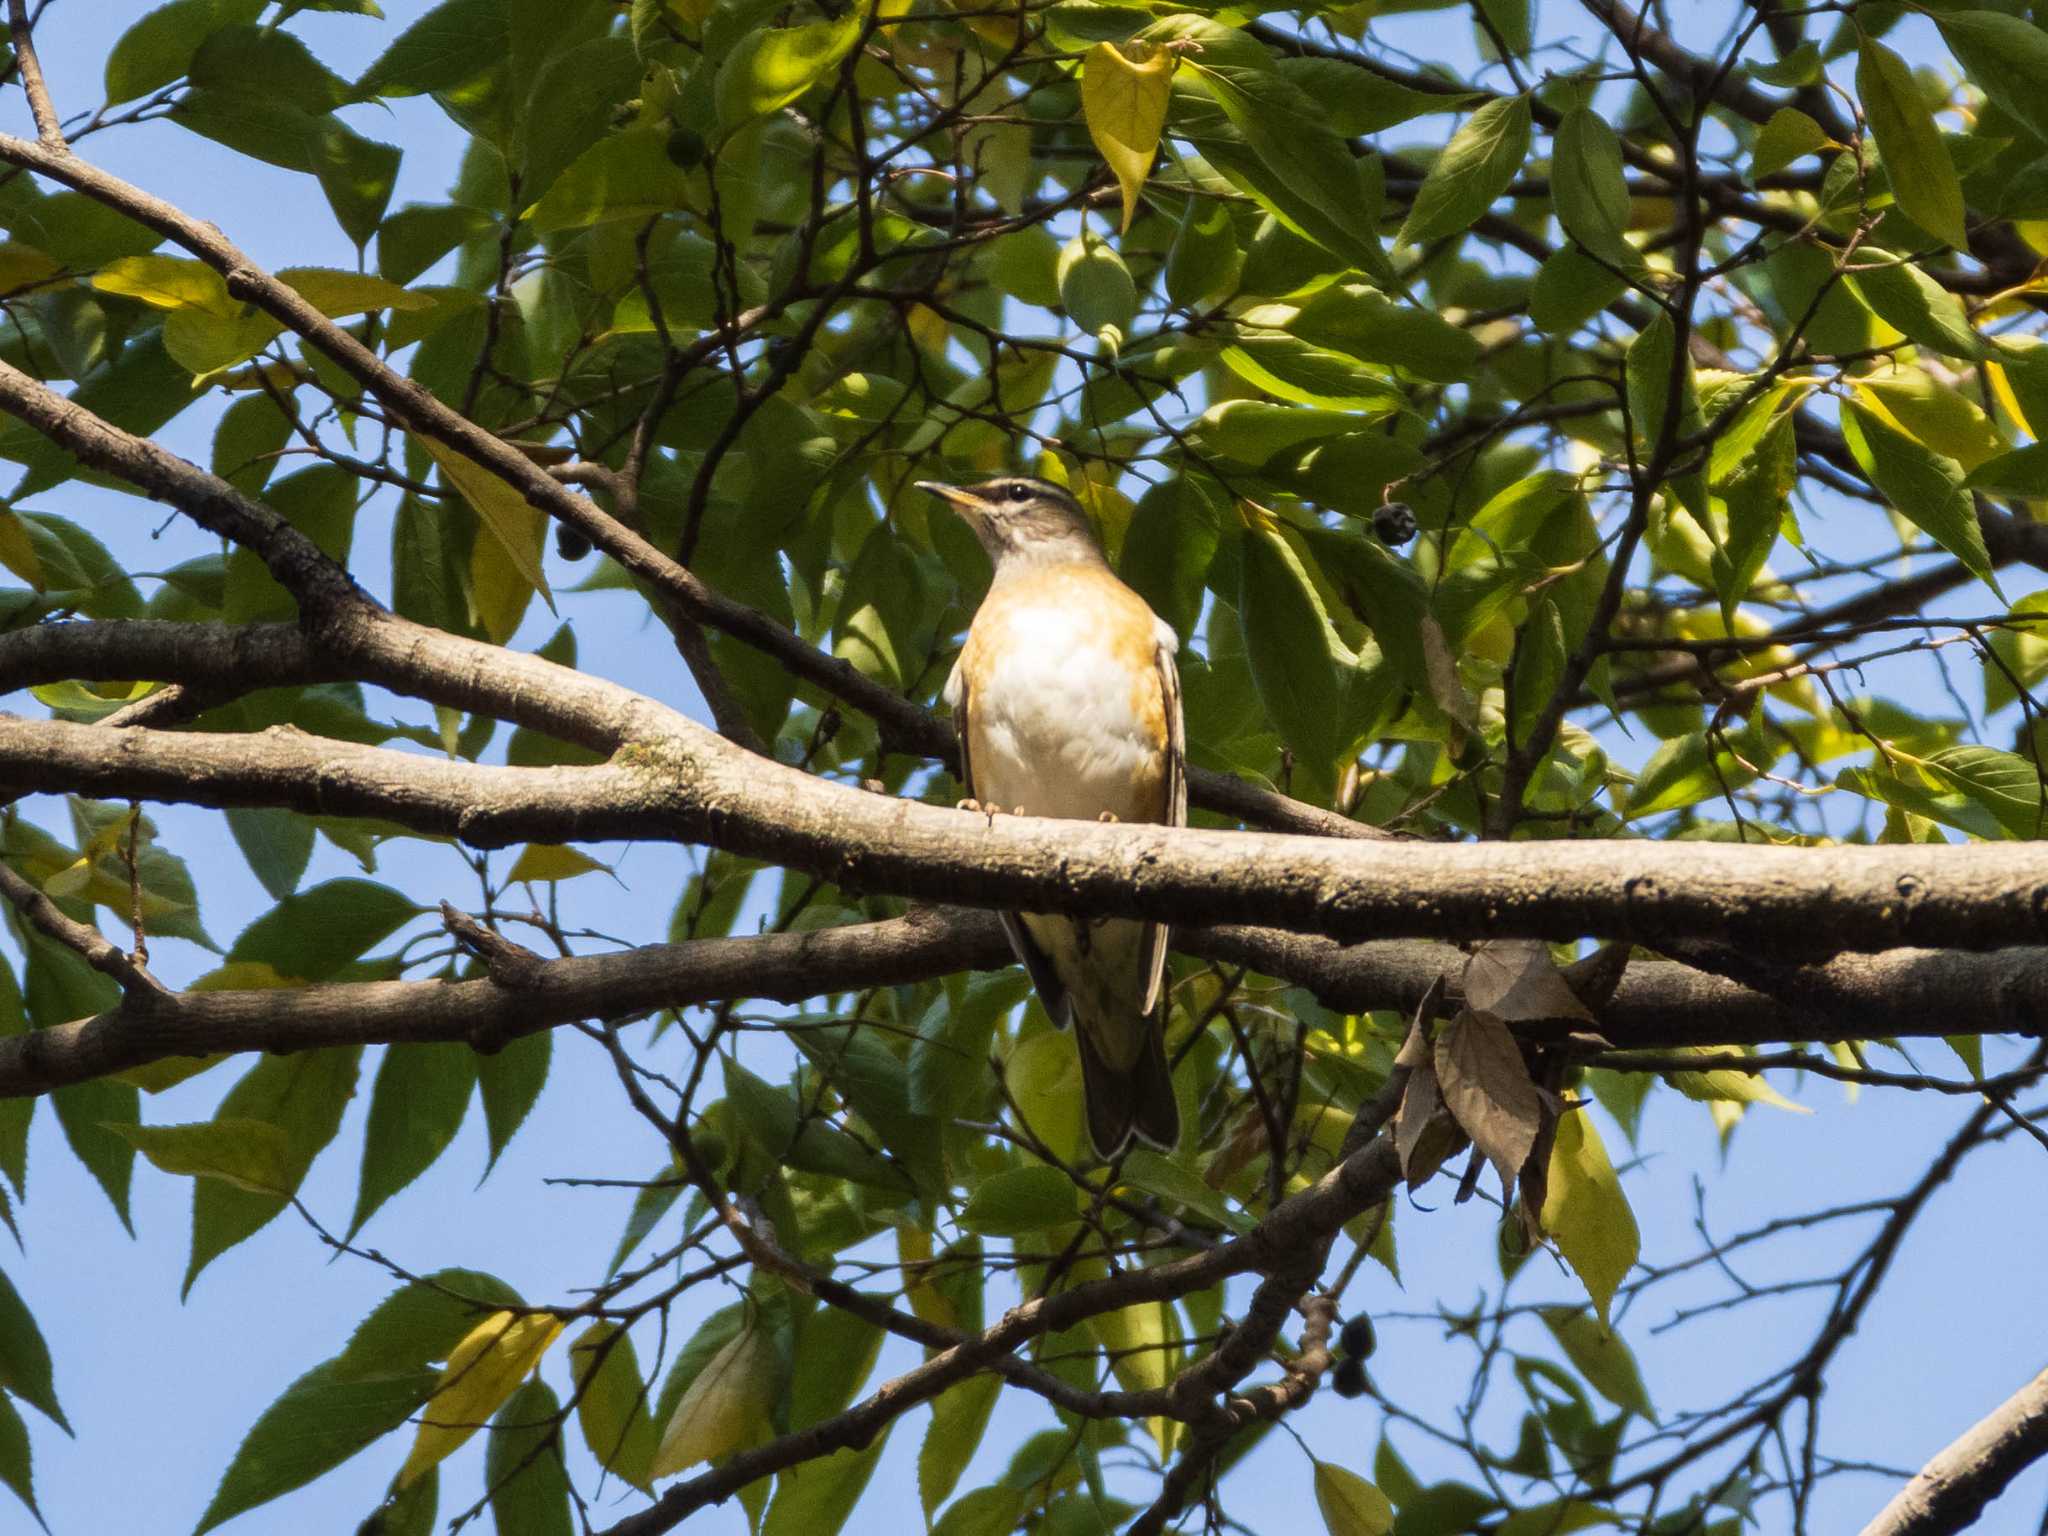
(914, 480, 993, 525)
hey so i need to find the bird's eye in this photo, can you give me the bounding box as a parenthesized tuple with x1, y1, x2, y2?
(1005, 481, 1032, 503)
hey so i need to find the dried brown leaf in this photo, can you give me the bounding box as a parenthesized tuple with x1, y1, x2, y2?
(1394, 1062, 1458, 1186)
(1434, 1009, 1544, 1193)
(1463, 940, 1595, 1025)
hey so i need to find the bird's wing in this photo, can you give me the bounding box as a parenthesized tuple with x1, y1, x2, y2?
(1139, 629, 1184, 1016)
(952, 653, 1073, 1027)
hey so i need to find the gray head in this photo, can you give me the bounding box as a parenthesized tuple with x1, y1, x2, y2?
(915, 476, 1106, 572)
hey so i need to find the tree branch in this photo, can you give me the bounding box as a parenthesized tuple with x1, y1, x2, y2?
(1860, 1368, 2048, 1536)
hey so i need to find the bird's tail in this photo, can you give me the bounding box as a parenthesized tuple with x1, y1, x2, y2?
(1076, 1013, 1181, 1158)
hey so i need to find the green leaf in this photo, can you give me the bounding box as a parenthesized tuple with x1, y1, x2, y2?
(331, 1269, 527, 1382)
(1538, 1307, 1656, 1421)
(1540, 1104, 1639, 1324)
(17, 925, 134, 1227)
(355, 0, 510, 99)
(790, 1300, 884, 1432)
(1314, 1461, 1394, 1536)
(189, 24, 349, 110)
(1004, 1027, 1085, 1164)
(484, 1379, 572, 1536)
(1846, 255, 1983, 359)
(1751, 107, 1830, 181)
(1271, 282, 1480, 385)
(526, 128, 694, 232)
(1184, 57, 1395, 284)
(762, 1433, 892, 1536)
(1, 331, 194, 501)
(186, 1047, 362, 1294)
(194, 1358, 439, 1534)
(112, 1117, 296, 1194)
(477, 1028, 550, 1177)
(1967, 441, 2048, 496)
(1936, 11, 2048, 149)
(1714, 415, 1795, 627)
(1397, 93, 1531, 246)
(0, 1264, 65, 1433)
(1840, 400, 2003, 597)
(1057, 230, 1139, 341)
(1121, 476, 1222, 641)
(1551, 108, 1635, 268)
(171, 90, 401, 248)
(1530, 243, 1627, 334)
(958, 1165, 1079, 1236)
(569, 1324, 658, 1492)
(1625, 309, 1708, 518)
(0, 1392, 41, 1531)
(919, 1374, 1002, 1518)
(1238, 518, 1348, 788)
(932, 1483, 1028, 1536)
(225, 808, 315, 900)
(348, 1041, 478, 1237)
(716, 17, 860, 131)
(908, 971, 1029, 1120)
(519, 35, 644, 203)
(105, 0, 268, 105)
(1857, 37, 1967, 249)
(1121, 1149, 1253, 1233)
(227, 878, 420, 982)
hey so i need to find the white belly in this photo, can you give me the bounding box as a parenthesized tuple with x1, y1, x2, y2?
(966, 603, 1161, 823)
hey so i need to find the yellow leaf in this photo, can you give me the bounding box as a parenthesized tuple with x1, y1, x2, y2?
(466, 491, 546, 646)
(1313, 1461, 1394, 1536)
(1853, 373, 2006, 472)
(398, 1310, 565, 1488)
(43, 855, 92, 900)
(506, 844, 609, 884)
(649, 1315, 776, 1477)
(1081, 41, 1174, 234)
(278, 267, 436, 318)
(1988, 360, 2036, 440)
(0, 243, 58, 293)
(1659, 1045, 1811, 1114)
(91, 254, 236, 318)
(898, 1224, 955, 1332)
(1090, 1296, 1177, 1458)
(1541, 1103, 1639, 1325)
(418, 435, 556, 619)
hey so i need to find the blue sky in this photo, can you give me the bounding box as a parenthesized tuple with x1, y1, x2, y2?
(5, 3, 2047, 1534)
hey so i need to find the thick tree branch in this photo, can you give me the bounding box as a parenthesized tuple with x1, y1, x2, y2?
(8, 706, 2048, 953)
(1860, 1368, 2048, 1536)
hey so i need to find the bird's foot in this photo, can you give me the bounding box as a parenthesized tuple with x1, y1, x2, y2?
(957, 797, 1000, 827)
(1097, 811, 1120, 824)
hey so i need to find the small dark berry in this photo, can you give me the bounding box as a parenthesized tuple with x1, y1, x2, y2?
(1339, 1313, 1377, 1359)
(665, 126, 707, 170)
(555, 524, 592, 562)
(1373, 501, 1417, 546)
(1331, 1355, 1370, 1398)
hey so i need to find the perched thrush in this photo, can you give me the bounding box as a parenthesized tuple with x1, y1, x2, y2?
(917, 475, 1183, 1156)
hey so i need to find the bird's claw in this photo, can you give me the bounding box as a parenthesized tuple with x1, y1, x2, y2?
(957, 797, 999, 827)
(1097, 811, 1120, 824)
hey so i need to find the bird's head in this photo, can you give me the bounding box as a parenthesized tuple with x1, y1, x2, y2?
(914, 476, 1105, 571)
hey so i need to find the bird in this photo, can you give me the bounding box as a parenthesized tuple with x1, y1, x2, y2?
(915, 474, 1183, 1157)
